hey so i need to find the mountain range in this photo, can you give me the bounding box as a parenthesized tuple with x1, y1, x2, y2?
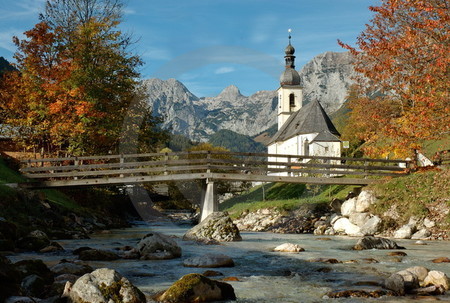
(143, 51, 357, 143)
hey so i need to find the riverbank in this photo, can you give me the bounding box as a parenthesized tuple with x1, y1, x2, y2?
(0, 156, 138, 254)
(224, 169, 450, 240)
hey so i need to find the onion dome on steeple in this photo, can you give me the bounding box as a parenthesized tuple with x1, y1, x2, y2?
(280, 29, 301, 86)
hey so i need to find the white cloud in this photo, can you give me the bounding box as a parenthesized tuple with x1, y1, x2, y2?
(214, 66, 235, 74)
(141, 46, 172, 61)
(0, 30, 22, 55)
(0, 0, 45, 20)
(250, 14, 278, 44)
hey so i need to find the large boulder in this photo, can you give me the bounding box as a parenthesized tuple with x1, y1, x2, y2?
(353, 236, 404, 250)
(355, 190, 377, 213)
(393, 225, 414, 239)
(155, 273, 236, 303)
(63, 268, 146, 303)
(340, 198, 357, 217)
(333, 217, 362, 236)
(359, 216, 382, 236)
(184, 212, 241, 242)
(137, 232, 181, 260)
(16, 230, 50, 251)
(349, 212, 370, 227)
(183, 254, 234, 268)
(411, 229, 431, 240)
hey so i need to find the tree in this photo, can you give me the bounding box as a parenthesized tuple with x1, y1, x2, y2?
(0, 0, 165, 155)
(339, 0, 450, 157)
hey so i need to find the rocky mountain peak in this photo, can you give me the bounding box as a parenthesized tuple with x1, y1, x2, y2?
(216, 85, 243, 101)
(143, 51, 356, 142)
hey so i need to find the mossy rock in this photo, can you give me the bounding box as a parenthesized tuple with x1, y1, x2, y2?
(156, 273, 236, 302)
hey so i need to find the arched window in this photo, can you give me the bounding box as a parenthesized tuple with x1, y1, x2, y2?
(303, 138, 309, 156)
(289, 94, 295, 111)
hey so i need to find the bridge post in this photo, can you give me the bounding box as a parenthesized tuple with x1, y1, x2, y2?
(200, 179, 218, 222)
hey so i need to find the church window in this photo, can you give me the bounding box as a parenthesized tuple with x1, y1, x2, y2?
(289, 94, 295, 111)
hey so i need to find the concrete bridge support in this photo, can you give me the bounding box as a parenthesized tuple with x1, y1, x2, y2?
(200, 180, 218, 222)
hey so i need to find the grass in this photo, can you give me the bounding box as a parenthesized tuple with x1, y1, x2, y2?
(220, 182, 359, 218)
(368, 169, 450, 227)
(0, 157, 26, 184)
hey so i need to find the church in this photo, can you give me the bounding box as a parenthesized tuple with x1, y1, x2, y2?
(267, 35, 341, 160)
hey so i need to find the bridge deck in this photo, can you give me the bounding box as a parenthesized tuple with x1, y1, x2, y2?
(19, 151, 411, 188)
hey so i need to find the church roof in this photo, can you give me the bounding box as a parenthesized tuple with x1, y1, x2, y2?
(268, 100, 341, 145)
(311, 130, 341, 142)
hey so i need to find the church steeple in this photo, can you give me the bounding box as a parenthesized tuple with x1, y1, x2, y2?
(277, 29, 303, 129)
(280, 29, 301, 86)
(284, 30, 296, 69)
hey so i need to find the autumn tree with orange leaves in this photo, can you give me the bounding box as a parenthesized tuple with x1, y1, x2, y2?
(0, 0, 167, 156)
(339, 0, 449, 158)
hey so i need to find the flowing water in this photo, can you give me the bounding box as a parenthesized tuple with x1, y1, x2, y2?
(8, 221, 450, 302)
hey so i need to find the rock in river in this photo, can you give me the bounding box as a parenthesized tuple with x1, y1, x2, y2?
(63, 268, 146, 303)
(183, 212, 242, 242)
(273, 243, 305, 253)
(353, 236, 404, 250)
(155, 273, 236, 303)
(137, 232, 182, 260)
(183, 254, 235, 268)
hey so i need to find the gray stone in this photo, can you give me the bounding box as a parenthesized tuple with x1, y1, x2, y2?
(355, 190, 377, 213)
(63, 268, 146, 303)
(341, 198, 357, 217)
(353, 236, 404, 250)
(393, 225, 414, 239)
(16, 230, 50, 251)
(405, 266, 429, 282)
(184, 211, 242, 242)
(411, 228, 431, 240)
(349, 212, 370, 227)
(137, 232, 182, 260)
(183, 254, 235, 268)
(396, 270, 420, 291)
(333, 217, 362, 236)
(360, 216, 382, 236)
(385, 273, 405, 295)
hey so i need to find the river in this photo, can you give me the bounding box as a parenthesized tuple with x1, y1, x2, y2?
(8, 221, 450, 302)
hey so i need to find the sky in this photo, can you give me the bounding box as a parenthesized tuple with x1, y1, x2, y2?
(0, 0, 379, 97)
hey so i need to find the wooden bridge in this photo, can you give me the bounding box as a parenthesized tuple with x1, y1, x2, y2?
(19, 151, 411, 221)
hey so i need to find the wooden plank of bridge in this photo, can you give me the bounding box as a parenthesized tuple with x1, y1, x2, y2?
(19, 151, 409, 189)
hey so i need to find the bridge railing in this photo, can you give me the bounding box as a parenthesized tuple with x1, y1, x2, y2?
(20, 151, 411, 185)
